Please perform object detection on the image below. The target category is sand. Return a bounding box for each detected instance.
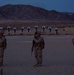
[0,35,74,75]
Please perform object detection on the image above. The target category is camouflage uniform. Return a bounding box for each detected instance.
[0,34,7,67]
[32,31,45,66]
[72,38,74,45]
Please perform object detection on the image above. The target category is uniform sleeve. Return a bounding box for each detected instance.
[2,36,7,50]
[31,39,35,52]
[72,38,74,45]
[41,37,45,49]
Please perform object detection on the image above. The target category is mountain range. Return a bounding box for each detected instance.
[0,4,74,21]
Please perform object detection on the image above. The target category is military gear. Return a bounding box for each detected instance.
[31,32,45,66]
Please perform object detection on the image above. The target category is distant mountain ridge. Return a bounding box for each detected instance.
[0,4,74,21]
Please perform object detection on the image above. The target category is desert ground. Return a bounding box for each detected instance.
[0,20,74,75]
[0,35,74,75]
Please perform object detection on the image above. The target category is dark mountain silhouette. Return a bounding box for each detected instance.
[0,4,74,21]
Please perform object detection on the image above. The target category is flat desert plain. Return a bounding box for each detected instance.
[1,35,74,75]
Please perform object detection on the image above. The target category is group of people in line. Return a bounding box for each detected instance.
[0,26,59,35]
[0,28,45,68]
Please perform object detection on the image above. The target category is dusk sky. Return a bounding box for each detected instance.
[0,0,74,12]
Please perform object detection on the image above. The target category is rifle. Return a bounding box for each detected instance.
[31,45,33,55]
[31,40,35,55]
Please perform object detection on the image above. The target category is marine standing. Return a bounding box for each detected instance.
[55,27,58,34]
[0,30,7,67]
[31,31,45,67]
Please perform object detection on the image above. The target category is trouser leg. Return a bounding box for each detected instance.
[0,49,4,67]
[35,50,42,65]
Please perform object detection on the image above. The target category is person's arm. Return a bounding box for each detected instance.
[41,37,45,49]
[72,38,74,45]
[4,38,7,49]
[2,36,7,50]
